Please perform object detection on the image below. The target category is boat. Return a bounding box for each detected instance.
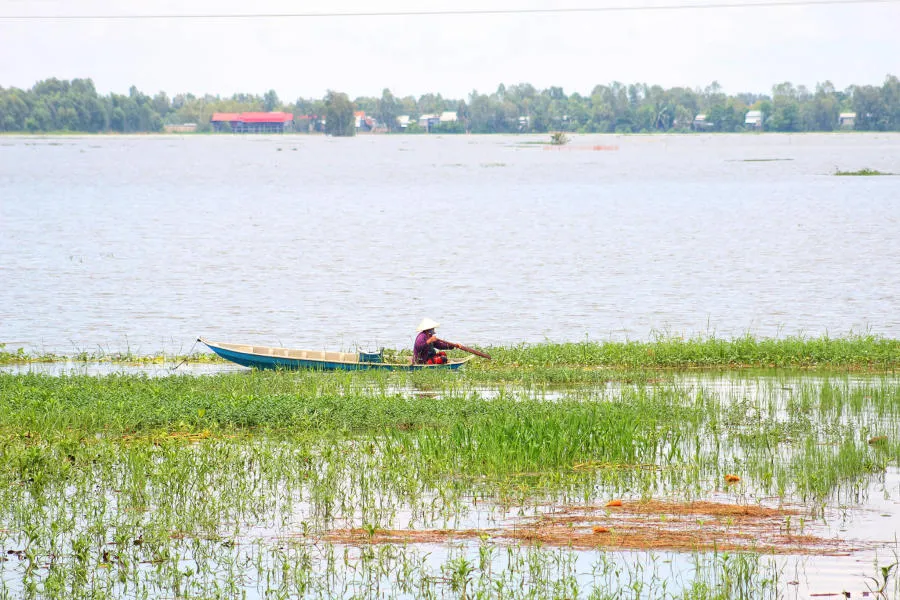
[198,337,472,371]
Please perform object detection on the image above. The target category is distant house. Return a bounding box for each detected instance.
[210,112,293,133]
[211,113,241,132]
[440,111,458,123]
[692,114,712,130]
[839,112,856,129]
[744,110,763,129]
[417,114,441,131]
[355,111,376,131]
[517,115,531,130]
[397,115,411,129]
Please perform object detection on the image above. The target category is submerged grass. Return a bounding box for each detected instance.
[2,371,898,496]
[1,370,899,598]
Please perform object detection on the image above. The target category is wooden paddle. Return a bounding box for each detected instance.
[452,342,491,360]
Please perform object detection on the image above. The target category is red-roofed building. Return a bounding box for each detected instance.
[210,112,294,133]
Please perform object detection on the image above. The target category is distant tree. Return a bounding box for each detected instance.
[376,88,400,131]
[152,91,171,120]
[467,91,490,132]
[263,90,280,112]
[547,86,565,101]
[353,95,377,115]
[455,99,469,133]
[761,83,797,131]
[417,93,448,116]
[399,95,417,118]
[529,93,551,132]
[756,100,773,131]
[852,85,889,130]
[565,92,589,131]
[803,81,839,131]
[323,90,355,136]
[706,97,747,132]
[702,81,726,111]
[0,89,29,131]
[882,74,900,130]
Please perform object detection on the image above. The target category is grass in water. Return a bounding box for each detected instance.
[738,158,793,162]
[834,168,894,176]
[1,367,899,597]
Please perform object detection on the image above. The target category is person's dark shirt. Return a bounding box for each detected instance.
[414,331,453,364]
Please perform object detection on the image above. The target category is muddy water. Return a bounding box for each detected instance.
[2,133,899,355]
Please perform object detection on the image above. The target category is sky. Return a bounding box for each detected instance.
[1,0,898,102]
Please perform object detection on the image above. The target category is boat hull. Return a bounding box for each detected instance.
[199,338,470,371]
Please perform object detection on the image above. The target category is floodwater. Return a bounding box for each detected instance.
[2,133,899,355]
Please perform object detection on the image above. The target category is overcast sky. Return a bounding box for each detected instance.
[1,0,898,101]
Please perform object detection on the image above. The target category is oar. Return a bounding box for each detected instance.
[452,342,491,360]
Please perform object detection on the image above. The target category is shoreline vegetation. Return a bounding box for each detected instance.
[2,75,899,135]
[3,334,899,371]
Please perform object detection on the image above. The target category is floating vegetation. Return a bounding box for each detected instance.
[834,168,894,176]
[738,158,794,162]
[326,500,853,554]
[550,131,570,145]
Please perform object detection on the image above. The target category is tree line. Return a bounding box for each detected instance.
[1,75,899,135]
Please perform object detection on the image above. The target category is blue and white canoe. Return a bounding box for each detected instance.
[198,338,471,371]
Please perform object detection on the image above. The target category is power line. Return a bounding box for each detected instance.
[0,0,897,21]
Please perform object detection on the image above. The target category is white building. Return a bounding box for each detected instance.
[692,114,712,130]
[839,112,856,128]
[744,110,763,129]
[418,114,439,128]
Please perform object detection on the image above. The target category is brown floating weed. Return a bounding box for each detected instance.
[324,500,861,554]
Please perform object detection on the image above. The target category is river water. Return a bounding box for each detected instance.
[1,133,898,355]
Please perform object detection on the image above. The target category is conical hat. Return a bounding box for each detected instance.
[416,317,440,333]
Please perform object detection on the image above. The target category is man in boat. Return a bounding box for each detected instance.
[413,318,459,365]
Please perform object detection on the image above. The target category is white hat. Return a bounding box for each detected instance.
[416,317,440,333]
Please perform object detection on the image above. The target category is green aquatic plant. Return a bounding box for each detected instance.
[834,168,894,176]
[864,558,898,598]
[549,131,570,145]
